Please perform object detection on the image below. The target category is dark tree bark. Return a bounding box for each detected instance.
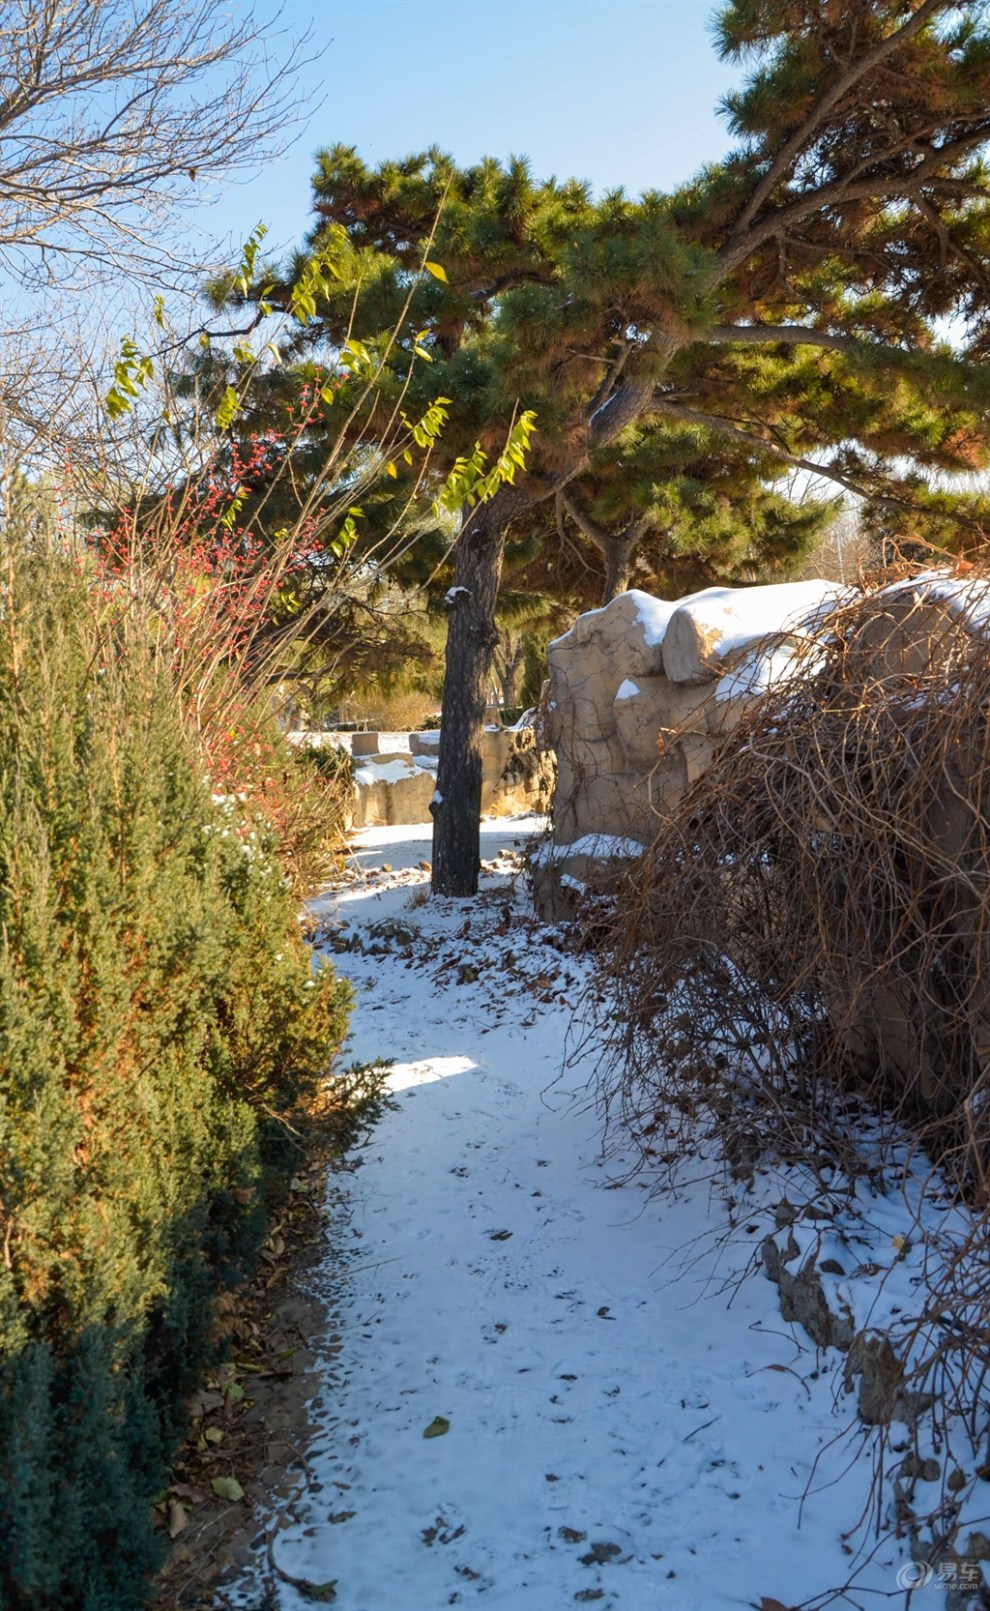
[431,506,509,896]
[431,386,655,897]
[601,537,635,604]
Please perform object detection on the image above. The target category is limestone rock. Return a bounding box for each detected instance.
[530,834,645,923]
[843,1330,934,1427]
[678,732,717,787]
[481,725,555,816]
[612,675,710,772]
[547,580,853,858]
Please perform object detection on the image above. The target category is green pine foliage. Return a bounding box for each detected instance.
[0,540,352,1610]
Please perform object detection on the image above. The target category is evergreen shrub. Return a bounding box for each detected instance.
[0,541,352,1610]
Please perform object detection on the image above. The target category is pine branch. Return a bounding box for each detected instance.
[650,395,988,532]
[722,122,990,276]
[727,0,946,242]
[708,324,863,354]
[560,489,654,555]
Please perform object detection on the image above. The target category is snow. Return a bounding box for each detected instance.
[614,678,640,701]
[287,730,348,750]
[227,821,985,1611]
[530,832,645,865]
[920,574,990,634]
[628,591,679,646]
[290,731,415,756]
[549,590,682,652]
[667,579,849,662]
[713,642,814,701]
[353,758,418,787]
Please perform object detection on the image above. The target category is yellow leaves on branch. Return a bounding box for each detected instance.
[434,410,538,515]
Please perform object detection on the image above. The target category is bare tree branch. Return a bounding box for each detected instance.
[0,0,319,290]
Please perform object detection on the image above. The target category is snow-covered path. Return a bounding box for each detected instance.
[236,820,916,1611]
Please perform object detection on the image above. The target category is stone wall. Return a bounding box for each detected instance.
[539,572,990,1113]
[292,724,553,830]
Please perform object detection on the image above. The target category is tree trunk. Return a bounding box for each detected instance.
[431,509,507,896]
[602,538,634,603]
[494,630,525,708]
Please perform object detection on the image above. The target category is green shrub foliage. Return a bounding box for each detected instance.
[0,543,352,1609]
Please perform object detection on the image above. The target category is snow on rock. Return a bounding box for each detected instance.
[529,832,646,920]
[352,729,552,828]
[353,758,414,788]
[546,592,707,848]
[544,579,862,859]
[713,640,816,703]
[224,823,945,1611]
[352,756,436,829]
[904,572,990,636]
[662,579,850,685]
[549,590,673,673]
[530,832,645,865]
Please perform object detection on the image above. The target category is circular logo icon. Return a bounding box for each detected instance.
[897,1560,934,1590]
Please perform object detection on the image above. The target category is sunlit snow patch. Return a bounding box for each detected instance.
[386,1055,478,1091]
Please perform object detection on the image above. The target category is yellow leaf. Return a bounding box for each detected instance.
[386,461,397,478]
[423,260,448,283]
[211,1475,244,1502]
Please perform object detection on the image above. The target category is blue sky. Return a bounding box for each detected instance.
[202,0,743,263]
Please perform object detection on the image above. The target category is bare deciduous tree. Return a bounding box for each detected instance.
[0,0,314,290]
[0,0,318,447]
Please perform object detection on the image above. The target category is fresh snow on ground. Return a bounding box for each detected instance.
[228,818,973,1611]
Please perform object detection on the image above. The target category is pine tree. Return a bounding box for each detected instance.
[552,417,836,604]
[238,1,990,894]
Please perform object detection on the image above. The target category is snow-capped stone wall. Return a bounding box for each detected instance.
[546,580,847,851]
[351,725,552,829]
[293,723,554,830]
